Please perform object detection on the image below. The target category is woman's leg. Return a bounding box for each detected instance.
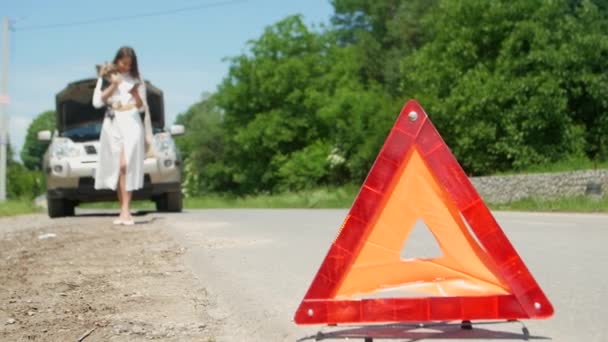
[114,145,124,220]
[119,146,132,220]
[116,176,123,208]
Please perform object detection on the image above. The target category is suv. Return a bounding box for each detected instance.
[38,78,185,218]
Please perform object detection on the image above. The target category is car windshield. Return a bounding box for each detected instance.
[61,120,164,142]
[61,120,103,142]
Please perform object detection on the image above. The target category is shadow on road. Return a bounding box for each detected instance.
[74,210,162,222]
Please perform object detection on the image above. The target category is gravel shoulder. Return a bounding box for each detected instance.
[0,212,219,342]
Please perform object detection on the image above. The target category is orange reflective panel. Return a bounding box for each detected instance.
[336,148,509,298]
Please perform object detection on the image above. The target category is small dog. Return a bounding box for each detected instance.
[96,62,120,83]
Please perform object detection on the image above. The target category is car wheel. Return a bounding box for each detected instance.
[47,198,75,218]
[64,201,75,216]
[155,192,182,213]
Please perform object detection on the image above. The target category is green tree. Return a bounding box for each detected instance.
[21,110,55,170]
[401,0,608,174]
[217,15,333,193]
[215,15,401,193]
[175,93,229,196]
[5,140,44,199]
[331,0,438,92]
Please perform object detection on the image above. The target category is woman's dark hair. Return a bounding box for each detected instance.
[113,46,140,79]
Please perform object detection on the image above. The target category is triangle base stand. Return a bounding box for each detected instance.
[297,320,536,342]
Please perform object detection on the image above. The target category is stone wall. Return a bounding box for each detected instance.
[470,169,608,204]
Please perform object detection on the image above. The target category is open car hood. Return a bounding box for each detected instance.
[55,78,165,133]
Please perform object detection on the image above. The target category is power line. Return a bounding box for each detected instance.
[15,0,251,31]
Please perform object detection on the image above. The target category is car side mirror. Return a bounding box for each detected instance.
[38,130,52,141]
[170,125,185,136]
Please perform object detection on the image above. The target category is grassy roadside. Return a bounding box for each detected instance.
[489,195,608,213]
[495,157,608,176]
[83,185,608,213]
[0,199,43,217]
[185,186,359,209]
[182,188,608,213]
[79,186,359,210]
[3,187,608,217]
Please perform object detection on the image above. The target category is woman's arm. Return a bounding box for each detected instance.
[130,76,147,112]
[92,75,119,108]
[92,77,105,108]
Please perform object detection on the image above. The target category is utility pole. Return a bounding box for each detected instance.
[0,17,9,201]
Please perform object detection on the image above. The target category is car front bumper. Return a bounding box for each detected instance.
[45,157,182,202]
[47,180,182,202]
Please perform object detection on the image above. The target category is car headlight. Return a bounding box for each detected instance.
[153,133,176,153]
[50,138,80,159]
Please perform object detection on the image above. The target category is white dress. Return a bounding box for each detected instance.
[92,73,147,192]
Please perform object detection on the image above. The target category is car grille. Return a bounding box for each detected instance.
[78,177,95,189]
[78,175,152,190]
[84,145,97,155]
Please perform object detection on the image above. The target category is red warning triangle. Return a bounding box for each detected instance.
[294,100,553,325]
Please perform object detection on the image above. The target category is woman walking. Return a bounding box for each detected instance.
[92,46,147,225]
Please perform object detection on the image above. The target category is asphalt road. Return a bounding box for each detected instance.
[162,209,608,342]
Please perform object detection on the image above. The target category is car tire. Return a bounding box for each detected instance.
[155,192,183,213]
[47,198,76,218]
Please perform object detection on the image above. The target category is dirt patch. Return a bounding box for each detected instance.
[0,213,218,341]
